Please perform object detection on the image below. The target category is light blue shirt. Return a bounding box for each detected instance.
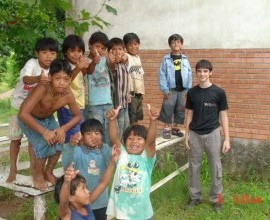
[106,145,156,219]
[86,57,112,105]
[62,143,111,210]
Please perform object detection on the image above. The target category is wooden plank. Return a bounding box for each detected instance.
[0,168,63,196]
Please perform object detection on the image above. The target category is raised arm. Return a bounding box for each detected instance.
[59,163,79,219]
[145,104,159,158]
[90,145,120,203]
[106,106,122,147]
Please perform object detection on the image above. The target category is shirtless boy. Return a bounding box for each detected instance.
[18,59,81,191]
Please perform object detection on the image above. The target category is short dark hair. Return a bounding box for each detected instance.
[88,31,109,47]
[49,59,72,76]
[107,37,125,51]
[122,124,147,145]
[123,33,140,46]
[54,174,86,204]
[62,35,85,55]
[195,59,213,72]
[35,37,59,52]
[80,118,103,136]
[168,34,184,45]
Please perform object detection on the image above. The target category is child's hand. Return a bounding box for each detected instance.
[106,105,122,120]
[77,56,90,70]
[43,130,57,146]
[147,104,159,121]
[93,49,101,64]
[111,144,121,162]
[120,53,128,63]
[108,50,116,64]
[163,92,171,100]
[126,94,131,103]
[54,127,66,144]
[64,162,80,183]
[70,132,82,146]
[39,70,48,84]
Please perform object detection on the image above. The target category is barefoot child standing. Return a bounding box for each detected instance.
[18,59,81,191]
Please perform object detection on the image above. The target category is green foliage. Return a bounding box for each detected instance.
[0,0,117,86]
[3,52,19,87]
[0,98,17,123]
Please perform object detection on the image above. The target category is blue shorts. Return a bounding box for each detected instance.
[57,107,84,143]
[18,115,63,159]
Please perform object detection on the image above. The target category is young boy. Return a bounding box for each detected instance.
[106,104,159,220]
[54,144,119,220]
[18,59,81,191]
[158,34,192,139]
[84,31,113,145]
[107,37,130,138]
[57,34,89,143]
[6,37,58,183]
[61,119,111,220]
[123,33,145,125]
[185,59,230,213]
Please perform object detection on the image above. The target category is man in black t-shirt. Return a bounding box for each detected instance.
[185,59,230,213]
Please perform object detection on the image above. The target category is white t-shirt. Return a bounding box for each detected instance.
[11,58,49,109]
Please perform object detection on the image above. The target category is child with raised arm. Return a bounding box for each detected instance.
[62,119,112,220]
[57,34,89,143]
[6,37,58,183]
[54,145,120,220]
[18,59,81,191]
[107,37,130,138]
[84,31,113,145]
[106,104,159,220]
[123,33,145,125]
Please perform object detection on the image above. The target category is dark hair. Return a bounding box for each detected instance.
[49,59,72,76]
[107,37,125,51]
[62,34,85,55]
[54,174,86,204]
[123,33,140,46]
[35,37,59,52]
[80,118,103,136]
[168,34,184,45]
[195,59,213,72]
[88,31,109,47]
[122,124,147,144]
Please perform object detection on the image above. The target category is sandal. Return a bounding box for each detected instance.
[162,128,171,139]
[172,128,184,137]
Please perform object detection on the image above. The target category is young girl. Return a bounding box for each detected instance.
[54,145,119,220]
[106,104,159,220]
[62,119,111,220]
[57,34,89,143]
[18,59,81,191]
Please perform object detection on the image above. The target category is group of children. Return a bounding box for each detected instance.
[5,30,230,218]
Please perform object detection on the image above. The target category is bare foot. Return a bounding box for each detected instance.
[44,172,57,185]
[33,174,48,191]
[6,170,17,183]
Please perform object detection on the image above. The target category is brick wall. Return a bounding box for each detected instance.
[139,49,270,141]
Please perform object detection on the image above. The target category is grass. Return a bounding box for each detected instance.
[0,152,270,220]
[0,98,17,123]
[0,82,10,94]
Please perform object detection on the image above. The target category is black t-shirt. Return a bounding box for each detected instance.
[185,84,228,134]
[171,54,184,91]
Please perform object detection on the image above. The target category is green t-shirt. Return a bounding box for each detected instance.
[106,145,156,219]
